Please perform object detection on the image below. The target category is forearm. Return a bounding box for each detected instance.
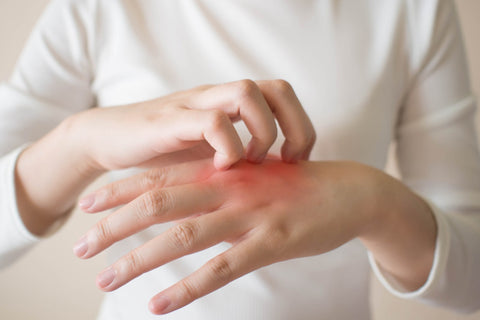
[359,171,437,291]
[15,114,103,236]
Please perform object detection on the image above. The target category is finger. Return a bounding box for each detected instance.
[256,80,316,162]
[95,209,247,292]
[190,80,278,163]
[79,159,215,213]
[170,107,245,170]
[299,141,315,161]
[74,181,222,259]
[148,235,269,315]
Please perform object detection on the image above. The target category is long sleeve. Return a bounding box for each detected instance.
[369,0,480,313]
[0,147,39,269]
[0,0,95,268]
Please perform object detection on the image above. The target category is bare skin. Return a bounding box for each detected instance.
[15,79,315,235]
[76,159,436,315]
[13,77,436,315]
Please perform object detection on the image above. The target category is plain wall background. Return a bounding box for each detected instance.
[0,1,479,319]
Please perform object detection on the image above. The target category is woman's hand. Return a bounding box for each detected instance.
[15,79,315,235]
[72,79,315,171]
[75,159,390,314]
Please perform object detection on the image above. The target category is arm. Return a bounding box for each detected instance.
[15,78,316,237]
[0,0,96,267]
[73,1,480,314]
[75,2,480,314]
[0,0,316,266]
[368,0,480,312]
[76,8,480,306]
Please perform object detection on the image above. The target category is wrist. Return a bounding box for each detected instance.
[15,113,104,236]
[357,168,437,290]
[58,111,106,176]
[355,168,392,240]
[338,163,388,241]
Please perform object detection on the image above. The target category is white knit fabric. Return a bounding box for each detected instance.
[0,0,479,318]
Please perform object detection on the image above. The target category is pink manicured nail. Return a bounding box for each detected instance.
[73,235,88,257]
[149,296,171,314]
[97,267,116,288]
[79,194,95,211]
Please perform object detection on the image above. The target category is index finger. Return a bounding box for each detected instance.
[79,159,215,213]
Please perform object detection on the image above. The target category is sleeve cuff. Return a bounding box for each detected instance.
[0,145,41,268]
[368,198,449,299]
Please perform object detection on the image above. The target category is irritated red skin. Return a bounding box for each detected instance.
[79,155,436,314]
[204,159,315,209]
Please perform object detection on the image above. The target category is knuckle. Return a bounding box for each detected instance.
[142,168,169,189]
[99,183,118,202]
[178,279,199,302]
[169,221,199,251]
[271,79,293,94]
[234,79,259,100]
[136,191,159,217]
[288,129,315,151]
[261,223,290,255]
[207,109,229,132]
[95,220,113,243]
[136,191,172,220]
[206,256,234,283]
[123,249,145,274]
[292,136,311,150]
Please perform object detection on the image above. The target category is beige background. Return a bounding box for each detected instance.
[0,0,479,319]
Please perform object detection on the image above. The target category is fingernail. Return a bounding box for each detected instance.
[73,235,88,257]
[79,194,95,211]
[149,296,171,314]
[97,267,116,288]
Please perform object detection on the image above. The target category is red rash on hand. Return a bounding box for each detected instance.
[205,160,313,207]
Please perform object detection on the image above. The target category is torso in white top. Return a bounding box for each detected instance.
[1,0,480,319]
[94,1,409,319]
